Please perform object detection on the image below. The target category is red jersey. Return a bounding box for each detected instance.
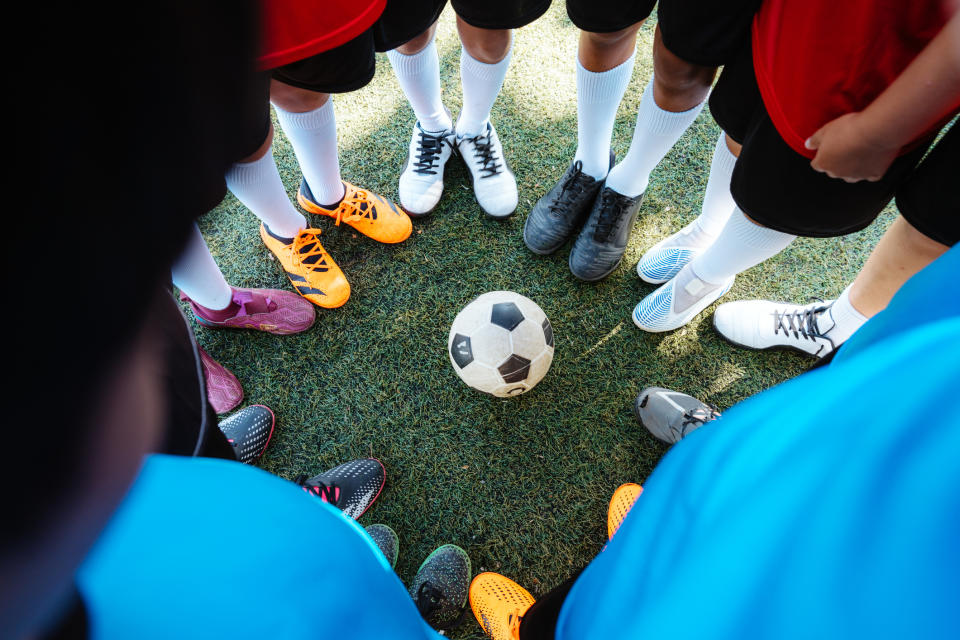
[752,0,958,158]
[259,0,386,70]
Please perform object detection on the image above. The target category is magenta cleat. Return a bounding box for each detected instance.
[198,346,243,414]
[182,287,315,335]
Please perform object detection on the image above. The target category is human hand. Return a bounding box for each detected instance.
[805,112,901,183]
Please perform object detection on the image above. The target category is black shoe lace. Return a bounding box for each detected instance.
[549,160,592,214]
[466,130,503,178]
[594,189,633,242]
[413,128,448,176]
[415,582,447,620]
[772,299,836,356]
[296,474,338,503]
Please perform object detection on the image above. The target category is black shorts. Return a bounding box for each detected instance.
[273,0,447,93]
[272,0,557,94]
[658,0,761,67]
[567,0,655,33]
[709,40,946,239]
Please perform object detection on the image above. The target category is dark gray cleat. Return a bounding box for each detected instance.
[365,524,399,569]
[409,544,472,631]
[568,186,643,281]
[524,156,612,255]
[634,386,720,444]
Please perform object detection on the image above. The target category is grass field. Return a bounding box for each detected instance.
[195,6,893,637]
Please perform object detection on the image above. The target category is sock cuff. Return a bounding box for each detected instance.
[460,42,513,81]
[274,100,335,131]
[638,77,706,136]
[387,41,436,75]
[576,53,636,105]
[710,132,738,175]
[728,208,796,249]
[227,148,276,186]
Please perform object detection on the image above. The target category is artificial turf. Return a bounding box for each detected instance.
[195,6,895,637]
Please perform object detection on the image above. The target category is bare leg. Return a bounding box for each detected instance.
[849,215,949,317]
[650,25,716,112]
[456,17,511,63]
[578,23,642,72]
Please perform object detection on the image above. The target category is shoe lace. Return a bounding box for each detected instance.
[678,403,721,438]
[291,230,330,273]
[466,130,503,179]
[415,582,447,620]
[330,188,383,226]
[413,128,449,176]
[549,160,591,214]
[772,299,836,355]
[296,474,338,503]
[593,189,632,242]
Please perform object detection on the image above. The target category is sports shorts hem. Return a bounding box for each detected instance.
[566,0,655,33]
[454,0,552,30]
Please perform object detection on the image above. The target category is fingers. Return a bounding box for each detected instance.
[805,127,825,151]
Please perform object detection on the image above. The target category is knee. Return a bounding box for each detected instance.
[581,25,640,50]
[462,29,512,63]
[269,80,329,113]
[653,44,714,94]
[395,24,436,56]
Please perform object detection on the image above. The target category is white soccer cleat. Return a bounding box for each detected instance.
[632,264,734,333]
[636,221,718,284]
[713,298,840,358]
[398,121,454,216]
[456,121,518,218]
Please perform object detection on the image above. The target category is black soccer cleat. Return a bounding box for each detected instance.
[218,404,275,464]
[409,544,472,631]
[568,185,643,282]
[365,523,400,569]
[524,154,613,255]
[297,458,386,519]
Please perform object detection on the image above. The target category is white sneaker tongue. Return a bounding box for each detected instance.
[816,305,837,336]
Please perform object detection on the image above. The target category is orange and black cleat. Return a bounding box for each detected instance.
[259,224,350,309]
[298,179,412,244]
[469,573,535,640]
[607,482,643,540]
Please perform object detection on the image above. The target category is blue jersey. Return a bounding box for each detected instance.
[78,458,440,639]
[557,246,960,639]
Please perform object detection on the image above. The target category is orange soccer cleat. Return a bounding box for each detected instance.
[469,572,535,640]
[607,482,643,540]
[259,224,350,309]
[297,179,412,244]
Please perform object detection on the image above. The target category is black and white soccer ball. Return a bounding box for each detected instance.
[448,291,555,397]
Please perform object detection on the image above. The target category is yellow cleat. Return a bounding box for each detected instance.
[607,482,643,540]
[258,224,350,309]
[298,179,412,244]
[469,572,535,640]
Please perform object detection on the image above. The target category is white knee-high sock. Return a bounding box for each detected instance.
[694,133,739,237]
[171,224,233,310]
[225,147,307,239]
[274,100,345,206]
[388,41,452,132]
[605,77,706,197]
[690,208,797,285]
[573,54,635,180]
[457,42,512,137]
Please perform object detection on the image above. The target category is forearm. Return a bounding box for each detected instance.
[860,12,960,149]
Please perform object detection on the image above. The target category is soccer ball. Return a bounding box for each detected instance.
[448,291,555,397]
